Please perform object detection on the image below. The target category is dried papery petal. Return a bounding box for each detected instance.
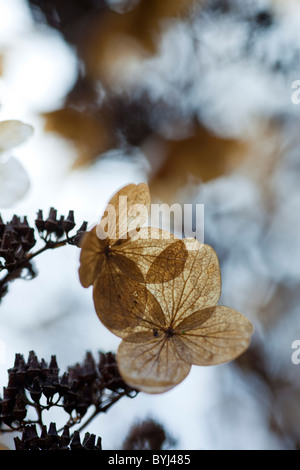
[119,289,167,339]
[93,269,148,334]
[145,240,188,284]
[117,336,191,394]
[96,183,151,242]
[79,227,107,287]
[115,227,188,284]
[79,184,189,326]
[116,238,253,393]
[111,252,145,283]
[174,306,254,366]
[0,120,33,152]
[147,238,221,325]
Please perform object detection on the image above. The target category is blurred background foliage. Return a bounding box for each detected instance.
[1,0,300,450]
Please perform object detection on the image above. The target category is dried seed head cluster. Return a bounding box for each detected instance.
[0,351,137,436]
[0,214,36,273]
[0,209,87,301]
[79,183,253,393]
[34,208,88,246]
[36,208,72,238]
[14,423,102,451]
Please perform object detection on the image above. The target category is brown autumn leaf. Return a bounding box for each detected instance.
[117,238,253,393]
[79,182,188,332]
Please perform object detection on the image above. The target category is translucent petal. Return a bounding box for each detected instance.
[122,287,167,336]
[117,336,191,393]
[0,156,30,208]
[0,120,33,152]
[114,227,188,283]
[96,182,150,242]
[79,227,107,287]
[174,306,253,366]
[92,266,148,336]
[147,238,221,325]
[111,252,145,283]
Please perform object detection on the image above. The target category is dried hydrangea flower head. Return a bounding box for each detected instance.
[0,120,34,208]
[79,183,188,332]
[117,238,253,393]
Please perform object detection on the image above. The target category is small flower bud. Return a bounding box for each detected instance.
[21,228,36,252]
[62,210,75,234]
[35,210,45,232]
[18,216,30,235]
[70,431,82,450]
[55,215,65,239]
[30,377,42,404]
[44,208,58,233]
[82,433,96,450]
[72,221,88,246]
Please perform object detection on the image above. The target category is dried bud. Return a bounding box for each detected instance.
[70,431,82,450]
[23,424,39,450]
[56,372,69,396]
[60,426,71,448]
[72,221,88,246]
[27,351,41,379]
[13,394,27,422]
[21,228,36,252]
[46,422,59,447]
[18,217,30,236]
[62,210,76,234]
[35,210,45,232]
[82,433,96,450]
[30,377,42,404]
[55,215,65,239]
[15,356,27,385]
[42,375,57,400]
[14,436,25,450]
[44,208,58,233]
[49,355,59,376]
